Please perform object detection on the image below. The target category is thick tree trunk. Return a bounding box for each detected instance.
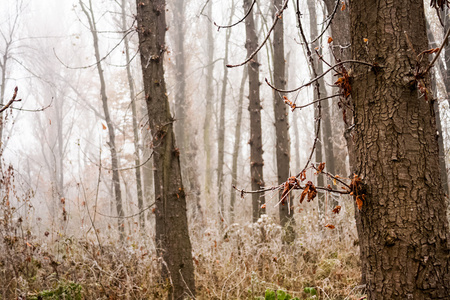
[135,0,195,298]
[230,67,248,223]
[244,0,265,222]
[272,0,294,240]
[80,0,125,240]
[350,0,450,297]
[120,0,144,229]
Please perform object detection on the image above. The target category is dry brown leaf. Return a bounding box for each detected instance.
[332,205,342,214]
[325,224,335,229]
[327,36,333,44]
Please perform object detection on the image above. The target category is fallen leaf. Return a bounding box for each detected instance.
[325,224,335,229]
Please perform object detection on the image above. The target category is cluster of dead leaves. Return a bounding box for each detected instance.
[300,181,318,204]
[349,174,365,210]
[334,68,351,98]
[280,176,300,205]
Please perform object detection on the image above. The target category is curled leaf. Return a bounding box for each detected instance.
[332,205,342,214]
[325,224,335,229]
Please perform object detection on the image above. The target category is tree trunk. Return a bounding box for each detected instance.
[350,0,450,297]
[135,0,195,298]
[203,0,214,208]
[307,0,327,214]
[80,0,125,241]
[244,0,265,222]
[120,0,145,229]
[230,67,248,223]
[172,0,202,221]
[272,0,294,241]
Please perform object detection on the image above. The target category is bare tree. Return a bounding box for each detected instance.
[79,0,125,240]
[244,0,265,222]
[135,0,195,297]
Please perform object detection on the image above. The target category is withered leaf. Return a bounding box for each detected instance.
[332,205,342,214]
[356,196,363,210]
[327,36,333,44]
[325,224,335,229]
[316,162,326,174]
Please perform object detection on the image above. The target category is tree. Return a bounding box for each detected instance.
[135,0,195,298]
[119,0,145,229]
[272,0,294,239]
[350,0,450,297]
[79,0,125,240]
[244,0,265,222]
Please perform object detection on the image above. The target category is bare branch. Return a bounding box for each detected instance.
[214,0,257,30]
[226,0,288,68]
[265,60,378,93]
[0,87,21,113]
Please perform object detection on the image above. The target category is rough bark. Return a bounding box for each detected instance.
[272,0,294,240]
[244,0,265,222]
[350,0,450,297]
[135,0,195,298]
[230,67,248,223]
[120,0,144,229]
[79,0,125,240]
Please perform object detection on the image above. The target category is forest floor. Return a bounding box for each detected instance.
[0,195,365,299]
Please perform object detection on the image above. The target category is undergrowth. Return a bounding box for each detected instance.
[0,165,364,299]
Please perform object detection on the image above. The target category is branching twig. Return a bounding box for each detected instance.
[214,0,257,30]
[226,0,288,68]
[265,60,377,94]
[0,87,21,113]
[423,26,450,75]
[310,0,340,45]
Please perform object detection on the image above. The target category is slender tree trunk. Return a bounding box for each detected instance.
[136,0,195,298]
[80,0,125,240]
[230,67,248,223]
[172,0,202,221]
[244,0,265,222]
[217,4,234,220]
[120,0,145,229]
[272,0,294,241]
[307,0,327,214]
[204,0,214,206]
[350,0,450,297]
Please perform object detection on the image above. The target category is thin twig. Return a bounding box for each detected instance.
[265,60,377,93]
[292,94,343,110]
[0,87,21,113]
[214,0,257,30]
[310,0,340,45]
[424,26,450,74]
[227,0,288,68]
[96,202,155,219]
